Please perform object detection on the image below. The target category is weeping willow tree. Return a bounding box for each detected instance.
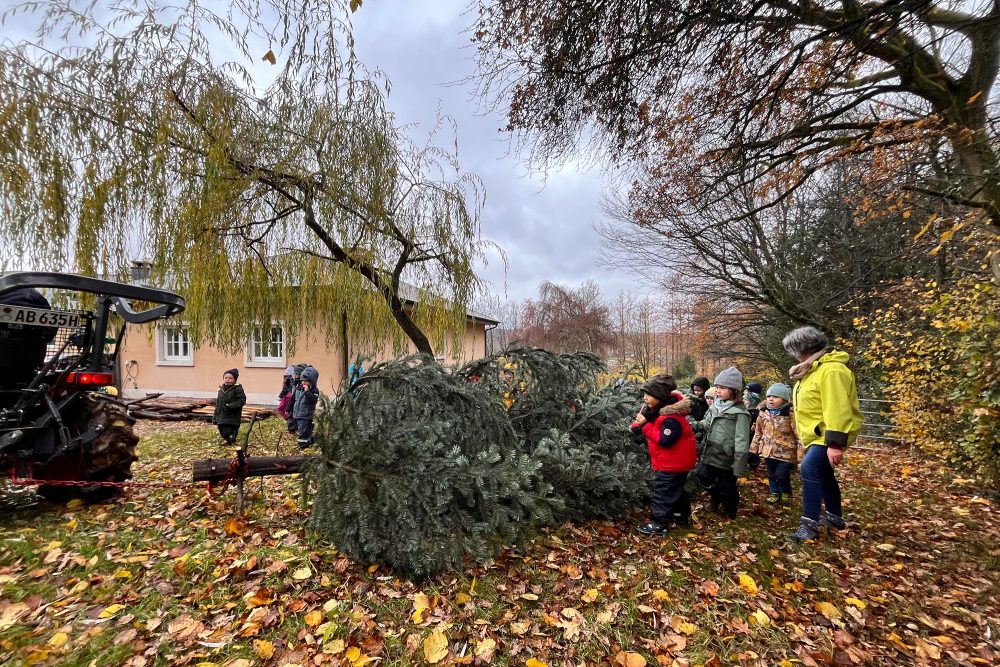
[0,0,486,355]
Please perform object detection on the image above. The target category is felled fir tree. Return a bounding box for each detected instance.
[459,349,652,522]
[307,354,555,578]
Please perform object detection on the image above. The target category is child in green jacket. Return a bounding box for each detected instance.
[690,367,752,519]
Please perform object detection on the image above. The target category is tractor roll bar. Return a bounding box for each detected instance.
[0,272,185,324]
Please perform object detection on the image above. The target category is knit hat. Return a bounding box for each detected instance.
[713,366,743,391]
[691,376,710,392]
[747,382,763,395]
[284,364,295,376]
[705,387,717,398]
[641,374,677,402]
[766,383,792,402]
[224,368,239,380]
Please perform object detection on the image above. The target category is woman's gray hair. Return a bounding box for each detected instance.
[782,326,828,357]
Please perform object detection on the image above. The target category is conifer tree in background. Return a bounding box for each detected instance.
[459,349,652,522]
[307,355,556,578]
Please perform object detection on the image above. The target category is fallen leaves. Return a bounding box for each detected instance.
[738,572,759,596]
[1,424,997,667]
[423,629,449,664]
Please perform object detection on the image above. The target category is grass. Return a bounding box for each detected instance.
[1,420,998,666]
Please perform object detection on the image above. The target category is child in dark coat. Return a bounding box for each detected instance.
[214,368,247,445]
[287,365,320,448]
[632,374,698,535]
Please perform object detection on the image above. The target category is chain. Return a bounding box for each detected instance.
[205,453,248,496]
[7,451,245,493]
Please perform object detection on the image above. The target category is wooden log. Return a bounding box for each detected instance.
[192,455,318,483]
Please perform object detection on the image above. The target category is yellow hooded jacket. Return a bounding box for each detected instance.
[792,350,862,449]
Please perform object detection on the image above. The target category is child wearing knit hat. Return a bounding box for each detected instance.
[631,374,698,535]
[213,368,247,445]
[749,383,799,505]
[689,367,752,519]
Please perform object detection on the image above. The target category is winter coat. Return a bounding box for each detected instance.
[214,383,247,425]
[289,366,320,421]
[792,350,862,450]
[687,393,709,422]
[690,399,752,474]
[750,404,799,463]
[630,392,697,473]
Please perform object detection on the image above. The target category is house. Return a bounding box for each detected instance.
[118,270,499,404]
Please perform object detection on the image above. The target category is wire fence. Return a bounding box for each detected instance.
[856,397,904,451]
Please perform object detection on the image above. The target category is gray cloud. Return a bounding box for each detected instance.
[352,1,633,304]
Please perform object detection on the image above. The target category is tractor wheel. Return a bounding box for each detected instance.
[37,393,139,502]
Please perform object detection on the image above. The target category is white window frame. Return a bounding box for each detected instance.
[246,322,286,368]
[156,324,194,366]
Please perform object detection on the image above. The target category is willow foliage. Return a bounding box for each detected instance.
[0,0,486,355]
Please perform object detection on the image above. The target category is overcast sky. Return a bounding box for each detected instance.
[351,1,634,304]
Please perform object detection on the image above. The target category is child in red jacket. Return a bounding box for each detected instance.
[632,374,698,535]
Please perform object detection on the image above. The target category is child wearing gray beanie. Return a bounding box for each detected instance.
[688,367,752,519]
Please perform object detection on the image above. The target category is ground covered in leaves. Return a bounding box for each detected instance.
[1,420,998,667]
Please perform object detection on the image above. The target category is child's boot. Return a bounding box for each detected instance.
[636,522,671,536]
[819,510,846,530]
[789,516,820,543]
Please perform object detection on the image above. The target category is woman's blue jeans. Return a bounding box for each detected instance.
[800,445,842,520]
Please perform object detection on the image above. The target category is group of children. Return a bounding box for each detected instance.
[211,363,320,449]
[631,368,798,536]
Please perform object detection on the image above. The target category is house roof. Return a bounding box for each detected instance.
[125,260,500,326]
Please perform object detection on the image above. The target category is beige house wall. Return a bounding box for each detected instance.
[119,320,489,405]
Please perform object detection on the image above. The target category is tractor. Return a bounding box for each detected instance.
[0,272,184,500]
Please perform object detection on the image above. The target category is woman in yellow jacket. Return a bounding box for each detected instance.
[782,326,862,542]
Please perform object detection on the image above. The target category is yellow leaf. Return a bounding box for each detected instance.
[525,659,547,667]
[345,646,362,662]
[844,597,867,609]
[815,601,842,620]
[738,573,759,596]
[305,610,323,627]
[615,651,647,667]
[65,519,78,530]
[474,637,496,662]
[292,567,312,580]
[223,517,244,536]
[651,589,669,602]
[520,593,539,601]
[254,639,275,659]
[424,630,449,664]
[325,639,346,655]
[751,610,769,626]
[99,604,125,619]
[48,632,69,647]
[113,569,132,579]
[412,592,431,623]
[66,499,83,509]
[261,49,277,65]
[455,593,472,604]
[779,661,794,667]
[581,589,599,603]
[677,621,697,635]
[469,576,477,595]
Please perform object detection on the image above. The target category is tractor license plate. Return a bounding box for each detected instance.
[0,305,82,329]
